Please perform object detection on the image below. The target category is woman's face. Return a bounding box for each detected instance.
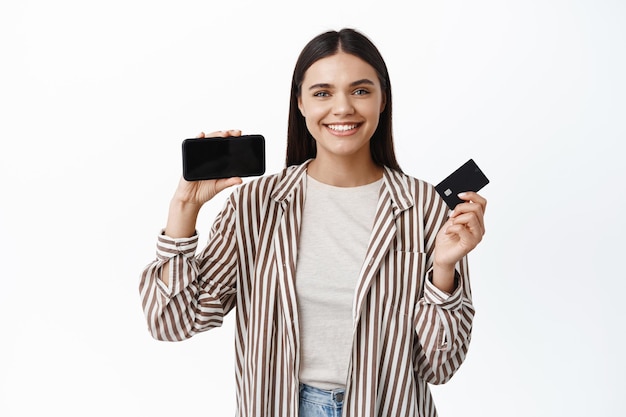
[298,51,386,163]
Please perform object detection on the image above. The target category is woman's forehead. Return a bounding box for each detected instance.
[302,52,379,86]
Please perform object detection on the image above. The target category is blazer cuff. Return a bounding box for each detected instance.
[423,269,464,311]
[155,230,199,261]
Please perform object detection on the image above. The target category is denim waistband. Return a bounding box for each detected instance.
[299,383,346,405]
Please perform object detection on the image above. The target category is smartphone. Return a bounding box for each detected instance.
[182,134,266,181]
[435,159,490,209]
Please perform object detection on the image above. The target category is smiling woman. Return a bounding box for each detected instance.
[139,27,487,417]
[297,52,387,185]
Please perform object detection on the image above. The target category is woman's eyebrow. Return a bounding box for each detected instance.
[307,78,376,90]
[350,78,376,87]
[308,83,332,90]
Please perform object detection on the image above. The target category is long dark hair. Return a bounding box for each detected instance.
[285,28,402,172]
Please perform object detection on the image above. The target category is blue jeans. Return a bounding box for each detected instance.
[299,383,345,417]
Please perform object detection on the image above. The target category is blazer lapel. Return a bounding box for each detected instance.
[352,167,414,327]
[270,162,310,360]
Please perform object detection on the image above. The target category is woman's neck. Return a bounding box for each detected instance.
[307,155,383,187]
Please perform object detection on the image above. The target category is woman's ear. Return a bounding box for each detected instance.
[380,93,387,113]
[298,97,305,117]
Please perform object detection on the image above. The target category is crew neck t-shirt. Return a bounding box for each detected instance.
[295,175,381,389]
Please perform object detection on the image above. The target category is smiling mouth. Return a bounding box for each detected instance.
[326,123,359,132]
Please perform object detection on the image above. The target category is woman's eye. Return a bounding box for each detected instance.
[313,91,330,97]
[353,88,369,96]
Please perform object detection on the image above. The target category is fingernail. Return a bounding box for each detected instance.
[458,192,467,198]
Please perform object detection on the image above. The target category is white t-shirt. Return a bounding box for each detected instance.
[296,175,381,389]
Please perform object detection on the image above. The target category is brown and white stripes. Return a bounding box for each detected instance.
[139,160,475,417]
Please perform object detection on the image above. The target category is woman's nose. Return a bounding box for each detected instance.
[332,94,355,115]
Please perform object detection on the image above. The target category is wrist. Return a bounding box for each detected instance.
[169,196,203,213]
[165,198,202,238]
[432,261,457,293]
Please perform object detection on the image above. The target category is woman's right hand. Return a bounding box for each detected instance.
[172,130,244,207]
[164,130,243,239]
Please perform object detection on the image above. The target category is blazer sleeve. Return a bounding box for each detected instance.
[413,186,475,384]
[138,194,240,341]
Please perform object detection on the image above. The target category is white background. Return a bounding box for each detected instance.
[1,0,624,415]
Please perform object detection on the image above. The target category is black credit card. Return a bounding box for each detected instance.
[435,159,489,209]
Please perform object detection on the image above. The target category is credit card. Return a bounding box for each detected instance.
[435,159,490,209]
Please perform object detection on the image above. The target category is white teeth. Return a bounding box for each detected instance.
[328,124,357,132]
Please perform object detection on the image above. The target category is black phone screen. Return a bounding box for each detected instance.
[182,135,266,181]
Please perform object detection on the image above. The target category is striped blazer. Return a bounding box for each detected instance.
[139,160,475,417]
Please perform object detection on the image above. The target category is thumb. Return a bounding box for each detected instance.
[215,177,243,193]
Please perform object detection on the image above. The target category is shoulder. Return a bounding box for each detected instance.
[383,167,449,226]
[384,168,440,203]
[402,171,434,190]
[230,163,306,204]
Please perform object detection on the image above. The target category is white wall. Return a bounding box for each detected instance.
[1,0,624,415]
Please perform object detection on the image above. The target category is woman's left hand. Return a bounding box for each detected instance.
[434,191,487,269]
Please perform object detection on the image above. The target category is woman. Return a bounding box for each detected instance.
[139,28,486,417]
